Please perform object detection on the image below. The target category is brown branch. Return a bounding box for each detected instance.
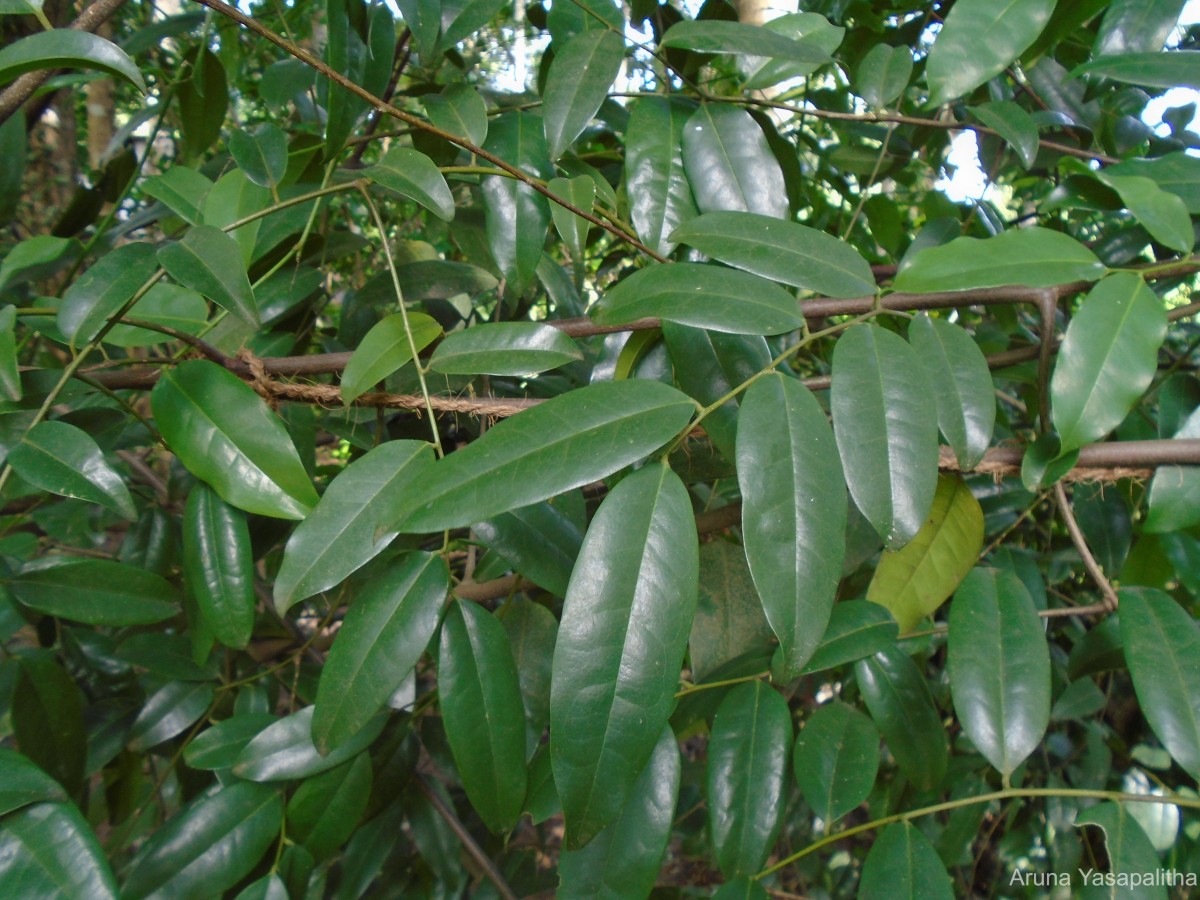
[414,776,518,900]
[1053,481,1119,612]
[0,0,130,127]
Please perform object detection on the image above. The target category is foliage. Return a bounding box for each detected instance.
[1,0,1200,896]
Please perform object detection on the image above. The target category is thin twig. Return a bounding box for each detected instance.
[414,776,518,900]
[1053,481,1120,612]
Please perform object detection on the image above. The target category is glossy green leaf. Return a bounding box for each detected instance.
[430,322,582,375]
[0,29,146,93]
[364,148,455,221]
[855,43,913,108]
[8,420,136,519]
[157,225,258,326]
[856,647,948,791]
[741,12,843,91]
[229,124,288,189]
[233,706,386,781]
[482,112,552,295]
[323,0,369,157]
[625,97,698,257]
[286,754,372,861]
[57,241,158,345]
[183,483,254,650]
[1119,588,1200,780]
[152,360,318,519]
[1051,273,1166,453]
[122,782,282,900]
[0,801,118,899]
[1096,171,1195,253]
[670,212,875,298]
[340,312,442,404]
[1106,152,1200,213]
[7,558,176,625]
[0,749,67,816]
[661,21,831,67]
[0,305,19,401]
[500,598,559,758]
[682,105,787,220]
[948,567,1051,778]
[831,325,939,550]
[866,475,984,633]
[424,83,488,145]
[107,284,209,347]
[548,175,595,262]
[547,0,622,44]
[0,234,74,290]
[908,315,996,468]
[793,701,879,823]
[551,465,699,849]
[142,166,213,225]
[1145,405,1200,533]
[800,600,899,675]
[439,600,528,833]
[183,714,277,771]
[712,879,769,900]
[1074,802,1167,897]
[689,540,774,683]
[738,374,846,679]
[926,0,1056,105]
[391,380,695,533]
[1072,51,1200,89]
[596,263,802,335]
[313,553,447,754]
[971,100,1038,169]
[201,170,266,268]
[557,724,680,897]
[893,227,1105,293]
[543,30,625,160]
[128,681,214,751]
[859,822,954,899]
[707,681,792,877]
[234,874,288,900]
[275,441,436,611]
[1020,431,1079,492]
[477,501,583,597]
[11,653,85,794]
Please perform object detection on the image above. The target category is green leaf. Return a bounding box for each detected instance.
[738,374,846,679]
[107,284,209,347]
[793,702,879,824]
[1119,588,1200,781]
[128,681,214,751]
[970,100,1039,169]
[893,227,1105,293]
[707,681,792,878]
[439,600,528,833]
[229,124,288,189]
[340,312,442,404]
[1106,152,1200,213]
[550,465,699,849]
[0,749,67,816]
[313,553,447,754]
[557,724,680,898]
[1072,51,1200,89]
[543,30,625,160]
[430,322,582,375]
[1145,406,1200,533]
[0,29,146,93]
[286,754,372,861]
[548,175,595,263]
[275,441,436,611]
[234,874,288,900]
[0,234,74,290]
[596,263,802,335]
[741,12,843,91]
[364,148,455,221]
[866,475,984,633]
[855,43,913,108]
[157,225,259,327]
[1074,802,1168,899]
[1020,431,1079,492]
[183,483,254,650]
[0,305,19,401]
[201,170,267,268]
[1095,0,1186,57]
[141,166,213,225]
[859,822,954,899]
[7,558,176,625]
[800,601,899,676]
[184,714,277,771]
[1095,171,1195,253]
[831,325,939,550]
[500,597,559,758]
[57,242,158,345]
[908,315,996,468]
[670,212,876,298]
[424,83,488,145]
[625,97,698,257]
[856,647,948,791]
[712,879,769,900]
[482,112,552,295]
[0,801,118,899]
[547,0,622,44]
[233,706,386,781]
[948,567,1051,779]
[323,0,369,157]
[926,0,1056,106]
[122,783,282,900]
[152,360,318,519]
[661,20,831,67]
[1051,272,1166,453]
[391,380,695,533]
[10,653,85,794]
[8,420,136,519]
[477,501,583,597]
[682,105,787,220]
[688,540,775,683]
